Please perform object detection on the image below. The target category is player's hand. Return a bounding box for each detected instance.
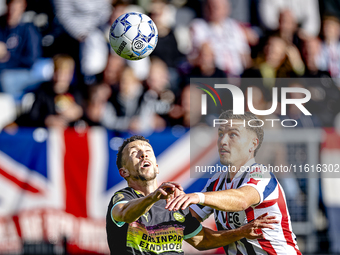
[61,103,83,122]
[165,193,199,211]
[166,186,185,204]
[151,182,183,202]
[239,213,279,239]
[45,115,68,129]
[286,45,304,66]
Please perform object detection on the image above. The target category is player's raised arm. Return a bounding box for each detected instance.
[166,185,260,212]
[185,213,279,250]
[112,182,182,223]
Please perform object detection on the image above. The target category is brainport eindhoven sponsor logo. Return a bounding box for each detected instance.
[198,83,311,128]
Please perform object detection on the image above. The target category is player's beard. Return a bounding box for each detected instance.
[139,173,156,182]
[133,168,157,182]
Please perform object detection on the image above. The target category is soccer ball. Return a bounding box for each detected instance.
[109,12,158,60]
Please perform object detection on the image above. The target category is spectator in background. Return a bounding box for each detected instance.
[179,42,228,110]
[259,0,320,38]
[82,82,111,127]
[0,0,45,97]
[105,66,160,133]
[103,53,125,87]
[190,0,251,76]
[317,15,340,88]
[144,57,174,127]
[149,0,183,93]
[227,0,259,48]
[23,54,83,128]
[168,85,202,127]
[180,42,234,122]
[275,9,299,46]
[149,0,183,69]
[168,85,191,127]
[243,36,304,89]
[301,38,340,127]
[53,0,111,83]
[108,66,143,132]
[188,42,226,79]
[302,37,330,78]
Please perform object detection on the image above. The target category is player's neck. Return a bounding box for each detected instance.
[128,179,158,196]
[228,170,237,180]
[226,161,243,180]
[228,157,255,180]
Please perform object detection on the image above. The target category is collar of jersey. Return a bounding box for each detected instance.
[228,158,256,179]
[132,189,143,196]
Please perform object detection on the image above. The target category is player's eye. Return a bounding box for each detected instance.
[218,132,223,137]
[229,133,237,138]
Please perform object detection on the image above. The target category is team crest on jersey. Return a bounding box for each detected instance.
[112,193,124,205]
[173,212,185,222]
[249,165,263,178]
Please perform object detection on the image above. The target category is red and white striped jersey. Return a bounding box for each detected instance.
[191,158,301,255]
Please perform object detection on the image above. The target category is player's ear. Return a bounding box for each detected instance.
[250,137,259,153]
[155,164,159,174]
[119,168,130,178]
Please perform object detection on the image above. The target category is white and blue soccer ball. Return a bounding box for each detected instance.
[109,12,158,60]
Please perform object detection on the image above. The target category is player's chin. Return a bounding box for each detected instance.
[219,153,230,159]
[139,171,157,181]
[220,158,232,166]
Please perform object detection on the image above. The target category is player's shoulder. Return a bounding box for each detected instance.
[110,187,136,204]
[113,186,133,195]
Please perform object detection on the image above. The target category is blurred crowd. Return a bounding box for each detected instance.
[0,0,340,253]
[0,0,340,133]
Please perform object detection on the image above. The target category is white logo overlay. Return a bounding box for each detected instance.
[197,82,312,128]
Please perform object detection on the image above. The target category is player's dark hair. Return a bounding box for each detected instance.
[116,135,150,169]
[219,110,264,156]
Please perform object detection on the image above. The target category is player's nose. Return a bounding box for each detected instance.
[139,150,148,159]
[219,134,229,146]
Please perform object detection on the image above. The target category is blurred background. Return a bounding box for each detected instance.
[0,0,340,254]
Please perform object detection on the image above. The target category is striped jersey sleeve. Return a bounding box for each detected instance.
[239,165,278,204]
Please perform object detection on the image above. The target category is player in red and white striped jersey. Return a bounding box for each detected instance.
[166,111,301,255]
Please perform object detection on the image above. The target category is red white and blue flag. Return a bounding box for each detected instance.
[0,127,219,254]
